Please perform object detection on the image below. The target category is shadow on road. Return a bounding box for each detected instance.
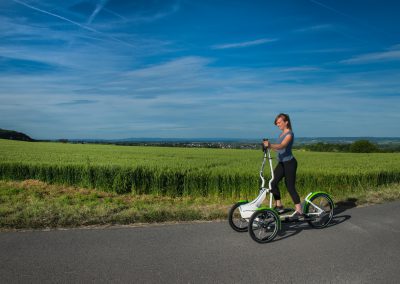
[270,200,355,243]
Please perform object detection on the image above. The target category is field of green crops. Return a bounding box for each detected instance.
[1,139,399,199]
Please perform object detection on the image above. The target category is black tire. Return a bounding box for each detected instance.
[248,209,280,243]
[228,202,249,232]
[304,193,334,228]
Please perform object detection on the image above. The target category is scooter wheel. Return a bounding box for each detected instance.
[304,193,334,229]
[249,209,280,243]
[228,202,249,232]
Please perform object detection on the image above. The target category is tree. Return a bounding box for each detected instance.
[350,140,379,153]
[0,128,33,141]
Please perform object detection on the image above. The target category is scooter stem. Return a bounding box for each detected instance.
[260,147,274,190]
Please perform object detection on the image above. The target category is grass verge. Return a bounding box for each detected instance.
[0,180,234,230]
[1,179,399,230]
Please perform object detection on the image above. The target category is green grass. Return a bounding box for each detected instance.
[1,179,399,229]
[0,180,232,229]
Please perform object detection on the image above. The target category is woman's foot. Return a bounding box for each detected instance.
[294,203,302,214]
[291,210,305,220]
[274,205,285,213]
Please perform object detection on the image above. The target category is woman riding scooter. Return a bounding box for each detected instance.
[263,113,303,218]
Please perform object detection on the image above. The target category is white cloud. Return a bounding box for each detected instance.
[125,56,213,78]
[12,0,98,33]
[212,38,277,49]
[129,3,180,23]
[87,0,109,25]
[341,49,400,64]
[388,43,400,50]
[11,0,135,48]
[2,59,399,138]
[277,66,320,72]
[294,24,334,33]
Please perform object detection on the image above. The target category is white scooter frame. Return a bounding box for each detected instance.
[238,146,275,220]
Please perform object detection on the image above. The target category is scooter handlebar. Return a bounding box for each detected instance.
[261,138,268,152]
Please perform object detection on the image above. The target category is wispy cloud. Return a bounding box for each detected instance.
[0,55,62,74]
[12,0,98,33]
[103,8,128,22]
[298,48,352,54]
[277,66,320,72]
[387,43,400,50]
[2,53,399,138]
[294,24,334,33]
[11,0,135,48]
[341,49,400,64]
[125,56,213,78]
[87,0,109,25]
[3,1,399,138]
[133,3,180,23]
[308,0,393,39]
[56,100,98,106]
[212,38,277,49]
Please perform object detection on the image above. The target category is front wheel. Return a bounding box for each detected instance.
[248,209,280,243]
[228,202,248,232]
[304,193,334,228]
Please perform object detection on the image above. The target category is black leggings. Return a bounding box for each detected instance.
[271,158,300,204]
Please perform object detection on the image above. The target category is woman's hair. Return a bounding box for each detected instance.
[274,113,292,130]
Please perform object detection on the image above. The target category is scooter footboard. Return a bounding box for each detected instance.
[238,189,268,219]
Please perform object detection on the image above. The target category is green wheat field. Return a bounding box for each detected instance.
[1,139,399,199]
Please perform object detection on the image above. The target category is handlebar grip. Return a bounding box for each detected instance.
[261,138,268,152]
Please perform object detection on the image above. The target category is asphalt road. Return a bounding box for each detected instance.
[1,201,399,283]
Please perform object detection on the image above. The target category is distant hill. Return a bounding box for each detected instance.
[68,136,400,145]
[0,129,34,141]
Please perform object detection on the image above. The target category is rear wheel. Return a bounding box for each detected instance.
[228,202,248,232]
[304,193,334,228]
[248,209,280,243]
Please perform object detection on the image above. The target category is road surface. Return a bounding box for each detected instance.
[1,201,399,283]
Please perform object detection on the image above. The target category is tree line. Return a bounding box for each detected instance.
[1,128,399,153]
[296,140,400,153]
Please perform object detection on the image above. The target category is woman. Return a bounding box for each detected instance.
[263,113,302,217]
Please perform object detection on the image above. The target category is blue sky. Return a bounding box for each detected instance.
[1,0,399,139]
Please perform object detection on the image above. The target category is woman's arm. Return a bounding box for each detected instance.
[264,134,292,151]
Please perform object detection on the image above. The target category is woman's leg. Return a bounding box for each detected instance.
[283,158,301,207]
[271,162,284,204]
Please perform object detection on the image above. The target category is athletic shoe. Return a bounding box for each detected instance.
[290,211,305,220]
[273,205,285,213]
